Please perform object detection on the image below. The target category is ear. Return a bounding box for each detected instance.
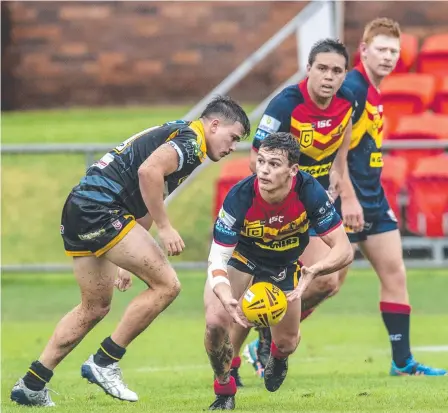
[359,42,368,60]
[210,118,220,133]
[306,64,311,75]
[290,164,299,177]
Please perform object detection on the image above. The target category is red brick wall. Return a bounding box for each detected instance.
[2,1,448,110]
[2,1,305,109]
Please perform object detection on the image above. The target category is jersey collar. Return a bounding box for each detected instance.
[254,176,297,209]
[188,120,207,162]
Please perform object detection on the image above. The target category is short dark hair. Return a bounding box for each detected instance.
[259,132,300,166]
[308,38,349,69]
[200,95,251,139]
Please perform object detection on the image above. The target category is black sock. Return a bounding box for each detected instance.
[380,301,412,367]
[23,361,53,391]
[93,337,126,367]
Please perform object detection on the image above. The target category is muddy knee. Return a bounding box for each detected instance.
[205,322,230,348]
[81,302,111,324]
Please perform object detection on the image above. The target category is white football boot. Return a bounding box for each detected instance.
[10,378,56,407]
[81,355,138,402]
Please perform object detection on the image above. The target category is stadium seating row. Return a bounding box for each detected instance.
[215,154,448,238]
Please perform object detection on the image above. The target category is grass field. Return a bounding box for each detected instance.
[2,269,448,412]
[1,107,251,264]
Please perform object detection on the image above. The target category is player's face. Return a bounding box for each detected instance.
[361,35,400,78]
[207,120,244,162]
[307,52,347,100]
[256,148,298,192]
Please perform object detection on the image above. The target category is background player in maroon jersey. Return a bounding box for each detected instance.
[301,18,446,376]
[205,132,353,409]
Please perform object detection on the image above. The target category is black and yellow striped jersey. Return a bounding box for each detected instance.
[71,120,207,218]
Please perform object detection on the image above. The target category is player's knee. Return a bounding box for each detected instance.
[82,302,111,323]
[274,334,300,356]
[205,322,229,348]
[380,264,407,295]
[316,274,340,297]
[163,277,181,302]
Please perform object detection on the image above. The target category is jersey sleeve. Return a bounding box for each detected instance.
[213,178,254,246]
[252,87,299,151]
[343,74,367,126]
[300,174,342,235]
[167,132,204,175]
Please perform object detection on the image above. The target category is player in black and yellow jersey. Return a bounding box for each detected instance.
[228,39,362,384]
[10,96,251,407]
[293,19,446,376]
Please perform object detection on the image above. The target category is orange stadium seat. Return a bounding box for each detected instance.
[433,76,448,114]
[380,74,437,123]
[381,155,408,224]
[352,33,418,73]
[407,154,448,236]
[417,33,448,77]
[387,113,448,171]
[382,115,398,140]
[214,158,251,218]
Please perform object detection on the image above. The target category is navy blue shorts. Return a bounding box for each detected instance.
[228,249,301,292]
[309,197,398,243]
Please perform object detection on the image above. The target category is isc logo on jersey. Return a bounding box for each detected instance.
[313,119,332,129]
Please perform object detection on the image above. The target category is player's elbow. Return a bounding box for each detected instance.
[138,163,160,184]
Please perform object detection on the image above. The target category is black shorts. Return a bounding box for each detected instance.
[60,193,136,257]
[228,249,301,292]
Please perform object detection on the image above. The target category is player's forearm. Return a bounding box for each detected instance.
[339,168,357,200]
[313,237,353,276]
[138,168,171,229]
[213,282,233,303]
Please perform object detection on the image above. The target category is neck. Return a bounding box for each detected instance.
[307,81,332,110]
[259,177,294,204]
[362,62,384,90]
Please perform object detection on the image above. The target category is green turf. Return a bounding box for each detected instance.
[1,107,253,264]
[2,269,448,412]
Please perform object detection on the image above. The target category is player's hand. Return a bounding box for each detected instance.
[341,196,364,232]
[287,265,318,302]
[115,268,133,292]
[158,225,185,256]
[222,297,251,328]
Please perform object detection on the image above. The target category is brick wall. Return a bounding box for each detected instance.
[2,1,305,109]
[2,1,448,110]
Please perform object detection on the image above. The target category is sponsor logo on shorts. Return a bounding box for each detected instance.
[78,228,106,241]
[270,268,287,282]
[112,220,123,230]
[60,225,64,235]
[387,208,398,222]
[370,152,383,168]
